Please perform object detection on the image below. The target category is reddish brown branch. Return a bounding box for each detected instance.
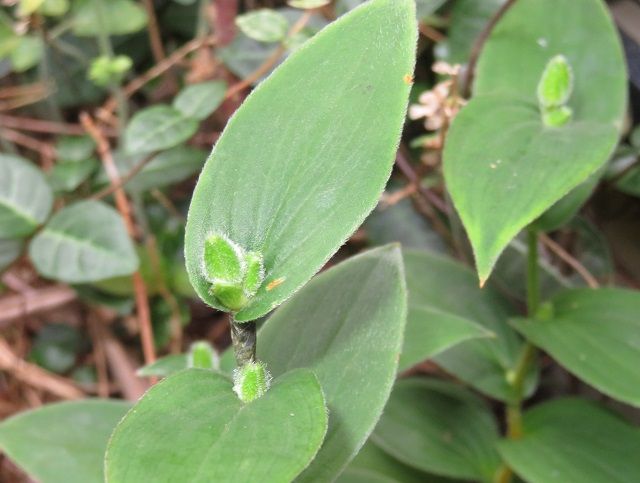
[80,113,157,369]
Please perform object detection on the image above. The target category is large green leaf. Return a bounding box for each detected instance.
[257,245,407,482]
[498,398,640,483]
[0,400,130,483]
[444,0,626,283]
[403,249,533,402]
[124,106,199,155]
[400,305,492,373]
[0,154,53,238]
[185,0,417,321]
[72,0,147,37]
[373,379,501,482]
[512,288,640,407]
[105,369,327,482]
[29,200,139,283]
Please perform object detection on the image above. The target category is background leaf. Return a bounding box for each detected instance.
[124,106,199,154]
[106,369,327,482]
[235,9,289,43]
[373,379,502,481]
[0,400,130,483]
[29,200,138,283]
[257,245,407,482]
[404,249,534,402]
[0,238,22,272]
[185,0,417,321]
[72,0,148,37]
[498,398,640,483]
[173,81,227,121]
[512,288,640,407]
[0,154,53,238]
[444,0,627,282]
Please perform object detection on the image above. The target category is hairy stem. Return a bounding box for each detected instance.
[230,319,257,367]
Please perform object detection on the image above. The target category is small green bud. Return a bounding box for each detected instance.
[543,105,572,127]
[243,251,265,296]
[88,55,132,87]
[233,361,271,403]
[203,234,244,284]
[188,341,219,370]
[211,281,249,312]
[203,234,266,312]
[537,55,574,109]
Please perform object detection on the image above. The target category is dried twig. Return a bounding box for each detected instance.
[540,233,600,289]
[80,113,157,369]
[90,152,156,201]
[0,285,77,328]
[0,114,117,137]
[462,0,518,96]
[0,338,85,400]
[102,332,149,401]
[141,0,167,63]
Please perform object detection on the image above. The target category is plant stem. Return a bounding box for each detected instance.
[496,228,540,482]
[230,318,256,367]
[526,227,540,314]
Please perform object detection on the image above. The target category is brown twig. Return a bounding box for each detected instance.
[224,10,313,100]
[100,35,217,116]
[0,338,85,400]
[418,23,446,43]
[0,285,77,328]
[101,331,149,401]
[0,114,118,137]
[540,233,599,289]
[394,150,449,214]
[141,0,167,63]
[462,0,518,96]
[80,113,157,369]
[89,153,156,201]
[0,128,55,161]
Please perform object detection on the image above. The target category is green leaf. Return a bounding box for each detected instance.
[106,369,328,482]
[124,106,199,154]
[173,81,227,120]
[373,379,502,481]
[400,305,493,372]
[236,9,289,43]
[532,167,603,232]
[185,0,417,321]
[257,245,408,481]
[0,400,130,483]
[0,154,53,238]
[113,146,206,192]
[72,0,148,37]
[137,353,188,377]
[29,323,82,374]
[511,287,640,407]
[288,0,331,8]
[444,0,627,283]
[365,198,447,253]
[48,158,98,193]
[29,200,139,283]
[17,0,45,16]
[444,98,619,284]
[616,164,640,198]
[338,441,438,483]
[56,135,96,162]
[0,238,22,272]
[498,398,640,483]
[41,0,69,16]
[403,249,534,402]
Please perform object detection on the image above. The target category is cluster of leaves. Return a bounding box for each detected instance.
[0,0,639,483]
